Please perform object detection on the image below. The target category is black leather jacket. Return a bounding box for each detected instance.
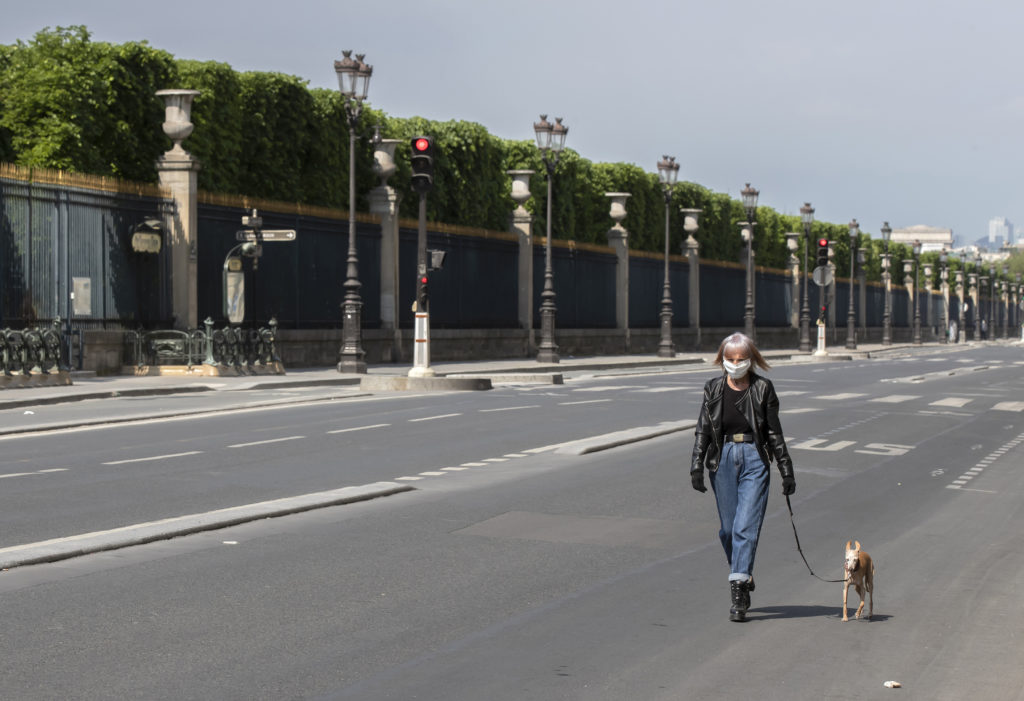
[690,373,794,479]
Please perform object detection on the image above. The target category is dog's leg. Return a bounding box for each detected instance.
[855,582,865,619]
[842,579,850,622]
[866,569,874,620]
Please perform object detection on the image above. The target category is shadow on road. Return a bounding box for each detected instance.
[747,605,893,622]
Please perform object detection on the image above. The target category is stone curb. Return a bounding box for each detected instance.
[445,373,564,385]
[555,420,698,456]
[0,481,414,570]
[359,376,492,391]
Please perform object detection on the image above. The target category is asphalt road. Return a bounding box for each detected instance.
[1,344,1022,699]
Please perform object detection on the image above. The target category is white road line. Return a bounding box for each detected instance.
[991,402,1024,412]
[460,462,488,467]
[38,468,69,473]
[572,386,644,392]
[483,458,509,463]
[503,453,528,458]
[635,387,683,393]
[409,413,462,422]
[103,450,203,465]
[227,436,304,448]
[479,405,540,413]
[792,439,857,451]
[395,476,423,481]
[930,397,972,408]
[523,445,560,453]
[781,408,817,414]
[870,395,921,403]
[559,399,613,406]
[418,471,448,477]
[327,423,391,434]
[0,472,34,479]
[776,391,809,397]
[819,393,867,401]
[442,467,469,471]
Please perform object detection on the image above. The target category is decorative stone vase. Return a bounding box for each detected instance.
[373,139,402,186]
[507,170,534,207]
[606,192,631,227]
[156,89,201,155]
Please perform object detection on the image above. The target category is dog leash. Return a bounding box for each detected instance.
[785,494,845,583]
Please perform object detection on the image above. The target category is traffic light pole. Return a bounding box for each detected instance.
[409,192,434,378]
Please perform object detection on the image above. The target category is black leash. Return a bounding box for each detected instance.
[785,494,845,583]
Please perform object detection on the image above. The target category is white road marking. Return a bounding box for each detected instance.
[776,391,809,397]
[479,405,539,413]
[991,402,1024,412]
[572,386,644,392]
[819,393,867,401]
[792,439,857,451]
[395,476,423,481]
[559,399,613,406]
[483,458,509,463]
[327,423,391,434]
[409,413,462,422]
[227,436,304,448]
[930,397,972,408]
[781,408,817,414]
[418,471,448,476]
[103,450,203,465]
[0,472,34,479]
[503,453,528,458]
[870,395,920,403]
[39,468,69,473]
[460,462,488,467]
[442,467,469,471]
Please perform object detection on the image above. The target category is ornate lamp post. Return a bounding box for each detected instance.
[1002,264,1010,338]
[939,250,949,343]
[798,203,814,351]
[955,268,964,343]
[334,50,373,373]
[1017,273,1023,340]
[846,219,859,349]
[880,222,892,346]
[974,253,983,339]
[656,155,680,357]
[912,239,922,345]
[533,115,568,363]
[741,183,759,340]
[989,264,996,341]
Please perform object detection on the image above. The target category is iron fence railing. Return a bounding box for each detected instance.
[124,317,280,373]
[1,318,69,376]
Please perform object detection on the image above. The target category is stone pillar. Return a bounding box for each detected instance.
[606,193,631,350]
[370,137,403,362]
[785,232,800,328]
[508,170,535,354]
[923,264,933,337]
[682,209,702,350]
[155,89,201,331]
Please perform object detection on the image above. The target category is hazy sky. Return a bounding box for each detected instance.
[4,0,1023,244]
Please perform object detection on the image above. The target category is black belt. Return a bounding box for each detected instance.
[727,433,754,443]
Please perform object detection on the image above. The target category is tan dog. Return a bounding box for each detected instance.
[842,540,874,621]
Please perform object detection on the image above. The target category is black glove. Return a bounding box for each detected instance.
[691,471,707,493]
[782,475,796,496]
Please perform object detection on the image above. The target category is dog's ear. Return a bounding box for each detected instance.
[845,540,853,551]
[854,540,861,551]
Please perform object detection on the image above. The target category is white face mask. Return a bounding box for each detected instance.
[722,358,751,379]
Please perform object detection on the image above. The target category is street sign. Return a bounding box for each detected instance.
[812,265,834,287]
[235,229,297,242]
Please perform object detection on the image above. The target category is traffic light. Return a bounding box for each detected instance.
[417,274,429,310]
[410,136,434,194]
[816,238,829,268]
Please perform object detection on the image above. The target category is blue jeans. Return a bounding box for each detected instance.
[709,441,770,583]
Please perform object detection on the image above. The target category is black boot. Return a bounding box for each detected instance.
[729,580,748,622]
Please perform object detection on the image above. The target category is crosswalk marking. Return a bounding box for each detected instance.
[930,397,972,408]
[870,394,920,403]
[819,393,867,401]
[992,402,1024,412]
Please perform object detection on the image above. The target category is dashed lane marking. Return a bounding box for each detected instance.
[947,432,1024,491]
[871,395,921,403]
[559,399,613,406]
[930,397,973,408]
[776,391,809,397]
[819,393,868,401]
[1,468,69,480]
[103,450,203,466]
[408,413,462,422]
[327,423,391,434]
[992,402,1024,412]
[479,405,540,413]
[781,408,817,415]
[227,436,305,448]
[571,386,645,392]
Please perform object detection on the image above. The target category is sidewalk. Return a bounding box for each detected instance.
[0,339,978,413]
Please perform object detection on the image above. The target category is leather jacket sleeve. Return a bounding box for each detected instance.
[690,380,714,475]
[762,379,794,480]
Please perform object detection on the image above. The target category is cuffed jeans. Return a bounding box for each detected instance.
[709,441,769,583]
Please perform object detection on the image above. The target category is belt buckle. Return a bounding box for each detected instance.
[732,433,744,443]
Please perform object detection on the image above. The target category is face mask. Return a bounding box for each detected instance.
[722,359,751,379]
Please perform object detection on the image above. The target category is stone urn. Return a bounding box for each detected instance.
[373,139,402,186]
[507,170,535,208]
[155,89,201,155]
[606,192,631,228]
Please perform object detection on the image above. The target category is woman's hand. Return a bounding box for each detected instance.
[691,471,707,493]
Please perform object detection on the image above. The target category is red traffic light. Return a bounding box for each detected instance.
[420,275,428,284]
[414,138,430,152]
[817,238,828,247]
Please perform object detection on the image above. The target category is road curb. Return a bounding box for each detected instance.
[0,481,414,570]
[555,420,698,455]
[360,376,492,391]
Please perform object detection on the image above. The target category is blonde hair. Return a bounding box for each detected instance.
[713,332,771,371]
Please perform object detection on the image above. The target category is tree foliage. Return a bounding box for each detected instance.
[1,26,872,273]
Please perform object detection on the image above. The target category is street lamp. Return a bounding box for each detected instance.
[798,203,814,352]
[1017,273,1022,339]
[846,220,859,349]
[741,183,759,340]
[1002,264,1010,338]
[939,249,949,343]
[912,239,922,345]
[333,50,373,373]
[533,115,568,363]
[656,155,680,358]
[989,264,996,341]
[974,253,983,339]
[880,222,892,346]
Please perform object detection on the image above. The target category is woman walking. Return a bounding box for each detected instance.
[690,332,796,622]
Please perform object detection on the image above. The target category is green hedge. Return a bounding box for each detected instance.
[2,26,898,276]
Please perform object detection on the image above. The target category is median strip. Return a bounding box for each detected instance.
[553,420,698,455]
[0,481,414,570]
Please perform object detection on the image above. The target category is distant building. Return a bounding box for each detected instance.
[988,217,1013,245]
[891,225,954,253]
